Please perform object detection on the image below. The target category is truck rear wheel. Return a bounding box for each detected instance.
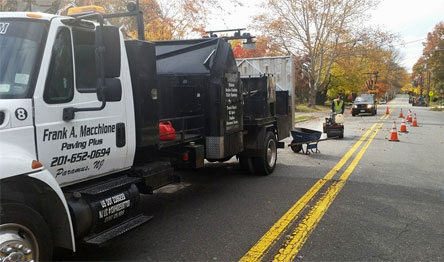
[0,204,53,262]
[253,131,277,176]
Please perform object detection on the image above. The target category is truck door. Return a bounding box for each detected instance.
[34,23,129,186]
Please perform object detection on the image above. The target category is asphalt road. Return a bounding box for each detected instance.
[60,95,444,261]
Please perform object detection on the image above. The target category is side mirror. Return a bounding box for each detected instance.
[96,25,121,78]
[63,19,123,122]
[95,25,122,102]
[98,78,122,102]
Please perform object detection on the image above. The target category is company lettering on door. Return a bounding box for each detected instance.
[41,123,117,178]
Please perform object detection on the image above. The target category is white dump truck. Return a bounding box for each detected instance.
[0,6,291,261]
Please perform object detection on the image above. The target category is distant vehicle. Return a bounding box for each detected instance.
[352,95,377,116]
[379,99,387,104]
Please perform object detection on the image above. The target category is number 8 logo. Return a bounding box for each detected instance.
[15,108,28,121]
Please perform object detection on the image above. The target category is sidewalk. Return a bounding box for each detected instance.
[294,110,328,123]
[294,106,352,124]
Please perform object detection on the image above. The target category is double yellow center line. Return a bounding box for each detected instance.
[240,112,390,262]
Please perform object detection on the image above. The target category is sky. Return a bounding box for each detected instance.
[206,0,444,72]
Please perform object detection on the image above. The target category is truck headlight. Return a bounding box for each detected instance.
[367,104,373,108]
[353,105,357,108]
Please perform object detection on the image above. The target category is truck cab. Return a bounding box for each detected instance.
[0,12,145,261]
[1,12,136,185]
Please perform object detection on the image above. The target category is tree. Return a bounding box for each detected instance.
[421,22,444,98]
[253,0,378,107]
[321,28,406,101]
[293,55,311,102]
[231,36,286,58]
[72,0,214,40]
[5,0,226,41]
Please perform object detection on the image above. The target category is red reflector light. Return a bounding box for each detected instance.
[182,153,189,161]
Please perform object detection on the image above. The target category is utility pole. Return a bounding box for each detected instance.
[423,56,430,103]
[427,68,431,103]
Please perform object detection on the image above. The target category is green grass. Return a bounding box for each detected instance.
[295,115,312,121]
[429,100,444,106]
[430,107,444,112]
[295,104,330,112]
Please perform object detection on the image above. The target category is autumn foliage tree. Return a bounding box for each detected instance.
[418,22,444,99]
[3,0,226,41]
[253,0,379,107]
[69,0,218,40]
[326,29,407,101]
[231,36,285,58]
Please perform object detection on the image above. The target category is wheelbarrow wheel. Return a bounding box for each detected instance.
[290,141,302,153]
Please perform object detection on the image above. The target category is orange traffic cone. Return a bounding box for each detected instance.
[399,118,408,133]
[389,121,399,142]
[412,113,418,127]
[385,106,390,115]
[407,110,412,123]
[399,108,404,118]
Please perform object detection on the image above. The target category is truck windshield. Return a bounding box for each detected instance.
[0,19,48,99]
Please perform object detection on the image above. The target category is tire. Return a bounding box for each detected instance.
[352,113,356,117]
[290,141,302,153]
[0,204,53,261]
[339,131,344,139]
[253,131,277,176]
[239,157,255,174]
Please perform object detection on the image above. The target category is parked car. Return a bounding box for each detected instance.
[352,95,377,116]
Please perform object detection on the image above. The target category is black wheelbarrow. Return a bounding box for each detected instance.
[289,128,329,154]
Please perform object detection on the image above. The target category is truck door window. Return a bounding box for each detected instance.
[43,27,74,104]
[72,27,97,93]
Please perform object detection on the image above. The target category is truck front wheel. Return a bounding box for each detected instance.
[0,204,53,262]
[254,131,277,175]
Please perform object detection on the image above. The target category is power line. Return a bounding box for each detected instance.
[391,38,427,47]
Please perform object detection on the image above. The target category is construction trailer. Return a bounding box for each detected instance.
[236,56,295,127]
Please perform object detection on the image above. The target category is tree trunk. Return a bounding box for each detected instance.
[308,80,317,108]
